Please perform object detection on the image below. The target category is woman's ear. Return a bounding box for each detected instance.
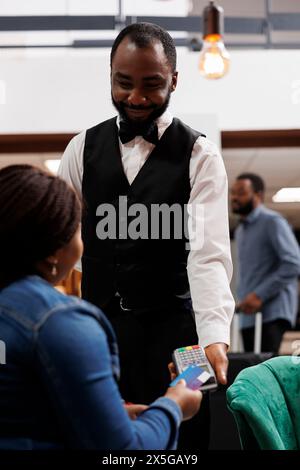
[34,253,59,280]
[45,254,59,277]
[45,254,59,265]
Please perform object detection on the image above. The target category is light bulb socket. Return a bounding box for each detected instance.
[202,1,224,39]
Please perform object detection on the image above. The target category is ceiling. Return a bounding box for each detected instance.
[1,0,300,49]
[189,0,300,48]
[1,146,300,229]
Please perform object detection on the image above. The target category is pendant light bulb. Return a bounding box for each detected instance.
[199,34,230,79]
[199,2,230,79]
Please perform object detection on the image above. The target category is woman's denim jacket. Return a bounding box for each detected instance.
[0,275,181,450]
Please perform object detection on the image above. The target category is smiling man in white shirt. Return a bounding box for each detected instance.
[58,22,234,449]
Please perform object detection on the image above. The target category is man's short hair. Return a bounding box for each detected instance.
[237,173,265,194]
[110,22,177,72]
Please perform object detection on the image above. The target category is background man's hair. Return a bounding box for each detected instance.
[110,22,177,72]
[237,172,265,193]
[0,164,81,286]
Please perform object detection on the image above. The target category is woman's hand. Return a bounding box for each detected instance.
[164,380,202,421]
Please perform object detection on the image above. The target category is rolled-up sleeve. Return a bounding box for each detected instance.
[187,137,235,348]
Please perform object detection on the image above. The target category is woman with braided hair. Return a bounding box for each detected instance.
[0,164,201,450]
[0,164,82,289]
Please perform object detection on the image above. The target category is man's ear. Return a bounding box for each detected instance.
[171,71,178,92]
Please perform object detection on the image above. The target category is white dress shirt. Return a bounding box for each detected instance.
[58,110,235,347]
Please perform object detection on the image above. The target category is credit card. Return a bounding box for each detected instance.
[170,365,211,391]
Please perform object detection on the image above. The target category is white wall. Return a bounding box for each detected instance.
[0,48,299,134]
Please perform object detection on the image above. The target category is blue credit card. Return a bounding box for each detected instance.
[170,365,211,391]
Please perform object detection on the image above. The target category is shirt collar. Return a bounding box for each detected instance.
[243,204,264,225]
[116,110,173,141]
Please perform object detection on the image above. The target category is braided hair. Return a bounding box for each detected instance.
[0,164,81,287]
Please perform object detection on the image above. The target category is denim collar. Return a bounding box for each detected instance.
[242,204,264,225]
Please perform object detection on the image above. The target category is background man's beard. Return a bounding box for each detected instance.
[111,91,171,126]
[232,199,255,216]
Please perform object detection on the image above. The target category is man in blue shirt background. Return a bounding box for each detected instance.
[231,173,300,353]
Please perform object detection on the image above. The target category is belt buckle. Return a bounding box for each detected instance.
[120,297,132,312]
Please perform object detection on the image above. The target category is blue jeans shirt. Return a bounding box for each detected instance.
[235,205,300,329]
[0,275,182,450]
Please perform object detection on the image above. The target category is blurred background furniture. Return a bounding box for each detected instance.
[227,356,300,449]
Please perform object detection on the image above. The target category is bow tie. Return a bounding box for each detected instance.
[118,120,159,145]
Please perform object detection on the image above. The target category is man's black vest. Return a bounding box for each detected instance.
[81,117,203,309]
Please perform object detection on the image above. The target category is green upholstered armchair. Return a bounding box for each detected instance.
[227,356,300,450]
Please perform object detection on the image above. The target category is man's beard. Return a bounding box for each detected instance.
[232,199,255,216]
[111,90,171,128]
